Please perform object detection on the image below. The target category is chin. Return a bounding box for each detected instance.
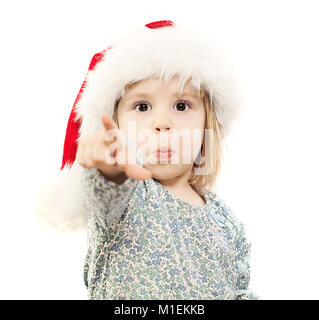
[145,163,191,181]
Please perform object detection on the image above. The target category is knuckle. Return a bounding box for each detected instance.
[116,162,125,171]
[78,160,88,168]
[85,161,94,169]
[92,153,105,165]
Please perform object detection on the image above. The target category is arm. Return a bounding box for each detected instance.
[80,167,139,229]
[212,195,260,300]
[77,114,151,230]
[233,219,260,300]
[98,168,128,185]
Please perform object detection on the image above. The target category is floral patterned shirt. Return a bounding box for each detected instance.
[80,168,260,300]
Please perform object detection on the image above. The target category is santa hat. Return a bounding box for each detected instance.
[33,20,244,232]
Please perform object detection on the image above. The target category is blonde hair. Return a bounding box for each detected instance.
[188,89,224,196]
[112,77,225,196]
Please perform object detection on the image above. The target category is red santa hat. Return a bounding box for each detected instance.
[33,20,244,232]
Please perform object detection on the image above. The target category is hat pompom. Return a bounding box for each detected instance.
[33,49,104,232]
[33,162,87,232]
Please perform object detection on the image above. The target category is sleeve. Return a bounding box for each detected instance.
[233,219,260,300]
[80,168,139,229]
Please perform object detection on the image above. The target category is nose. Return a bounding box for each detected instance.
[155,124,171,133]
[153,110,173,133]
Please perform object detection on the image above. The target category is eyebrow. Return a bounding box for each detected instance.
[124,91,201,102]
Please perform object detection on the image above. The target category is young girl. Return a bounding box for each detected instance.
[34,20,259,300]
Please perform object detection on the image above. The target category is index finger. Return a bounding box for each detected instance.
[101,114,118,132]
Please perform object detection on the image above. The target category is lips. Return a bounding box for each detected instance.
[156,147,172,153]
[153,147,174,159]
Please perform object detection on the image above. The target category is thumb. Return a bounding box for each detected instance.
[124,163,152,181]
[101,114,118,131]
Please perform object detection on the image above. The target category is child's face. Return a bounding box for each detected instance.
[117,75,206,181]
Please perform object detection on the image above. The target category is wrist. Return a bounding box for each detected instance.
[97,167,128,185]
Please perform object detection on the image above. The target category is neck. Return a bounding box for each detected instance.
[156,168,206,206]
[156,167,193,191]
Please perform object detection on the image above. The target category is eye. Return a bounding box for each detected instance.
[173,101,191,112]
[133,102,151,112]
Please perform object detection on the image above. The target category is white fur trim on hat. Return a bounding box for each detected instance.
[74,23,244,144]
[33,162,87,232]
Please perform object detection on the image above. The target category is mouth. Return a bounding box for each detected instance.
[153,147,174,159]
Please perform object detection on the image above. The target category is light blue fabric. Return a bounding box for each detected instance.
[81,168,260,300]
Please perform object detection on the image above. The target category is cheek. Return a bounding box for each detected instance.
[117,111,131,134]
[193,110,206,129]
[118,109,144,129]
[120,121,151,151]
[177,133,202,160]
[176,118,205,160]
[175,109,205,129]
[177,113,205,142]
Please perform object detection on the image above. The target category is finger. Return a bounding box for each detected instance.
[84,143,95,168]
[101,114,118,132]
[110,133,151,180]
[103,122,124,147]
[124,163,152,181]
[114,136,135,169]
[104,141,117,166]
[77,143,93,168]
[103,132,124,166]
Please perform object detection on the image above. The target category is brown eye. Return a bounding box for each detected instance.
[133,102,151,112]
[174,101,191,111]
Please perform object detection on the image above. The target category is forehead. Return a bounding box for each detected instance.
[124,75,201,98]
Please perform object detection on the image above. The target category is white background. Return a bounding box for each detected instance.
[1,0,318,300]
